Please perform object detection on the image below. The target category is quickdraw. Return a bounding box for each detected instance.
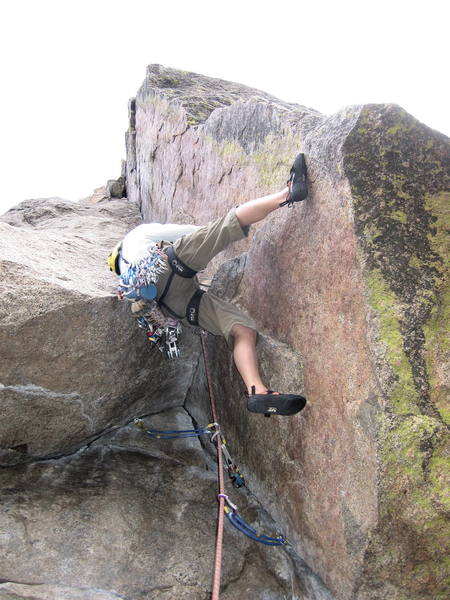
[210,424,245,488]
[133,418,212,439]
[133,420,244,488]
[218,494,286,546]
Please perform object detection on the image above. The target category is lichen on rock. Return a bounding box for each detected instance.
[344,103,450,599]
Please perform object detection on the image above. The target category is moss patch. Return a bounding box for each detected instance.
[363,411,450,597]
[367,269,419,414]
[423,191,450,424]
[252,135,298,188]
[344,104,450,598]
[390,210,407,224]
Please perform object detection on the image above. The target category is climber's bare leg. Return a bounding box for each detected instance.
[231,188,291,394]
[235,187,289,227]
[231,324,268,394]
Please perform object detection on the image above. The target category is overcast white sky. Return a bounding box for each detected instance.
[1,0,448,215]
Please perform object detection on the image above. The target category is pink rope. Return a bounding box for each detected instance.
[201,331,225,600]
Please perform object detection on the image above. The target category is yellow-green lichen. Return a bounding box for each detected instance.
[367,269,419,414]
[209,134,299,190]
[390,174,411,201]
[409,255,424,269]
[253,143,297,188]
[387,124,402,136]
[386,114,418,136]
[423,191,450,424]
[382,415,437,485]
[363,223,382,250]
[216,140,247,166]
[390,210,407,224]
[380,413,449,536]
[423,285,450,423]
[373,410,450,597]
[424,191,450,275]
[429,452,450,511]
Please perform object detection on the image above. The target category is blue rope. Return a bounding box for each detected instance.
[225,508,286,546]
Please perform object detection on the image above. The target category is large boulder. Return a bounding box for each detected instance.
[0,196,332,599]
[124,66,450,599]
[0,197,200,464]
[0,407,319,600]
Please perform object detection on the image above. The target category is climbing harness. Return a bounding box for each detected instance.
[109,238,205,356]
[218,494,286,546]
[157,245,205,327]
[164,245,198,278]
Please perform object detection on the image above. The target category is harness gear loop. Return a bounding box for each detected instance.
[136,312,182,360]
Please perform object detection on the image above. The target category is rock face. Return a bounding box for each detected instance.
[106,176,126,199]
[0,196,328,599]
[1,408,314,600]
[1,66,448,599]
[124,65,450,599]
[0,197,200,463]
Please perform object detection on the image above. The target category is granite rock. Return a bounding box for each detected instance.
[124,66,450,600]
[0,197,199,464]
[0,408,313,600]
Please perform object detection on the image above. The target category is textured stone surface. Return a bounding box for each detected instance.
[0,408,314,600]
[106,176,126,199]
[0,583,125,600]
[0,197,200,464]
[342,105,450,600]
[1,66,448,600]
[124,66,450,599]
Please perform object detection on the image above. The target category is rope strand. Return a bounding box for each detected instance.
[200,331,225,600]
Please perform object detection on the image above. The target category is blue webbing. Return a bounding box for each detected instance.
[225,509,286,546]
[143,427,211,440]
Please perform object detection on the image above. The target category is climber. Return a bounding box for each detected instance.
[108,154,308,416]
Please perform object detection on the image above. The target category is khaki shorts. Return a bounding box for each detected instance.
[155,208,257,345]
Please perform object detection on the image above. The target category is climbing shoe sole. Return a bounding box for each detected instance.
[247,393,307,416]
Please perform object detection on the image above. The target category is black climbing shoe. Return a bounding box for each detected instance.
[246,387,307,417]
[280,153,308,207]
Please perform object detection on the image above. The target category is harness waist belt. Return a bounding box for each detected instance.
[186,289,205,326]
[164,246,198,278]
